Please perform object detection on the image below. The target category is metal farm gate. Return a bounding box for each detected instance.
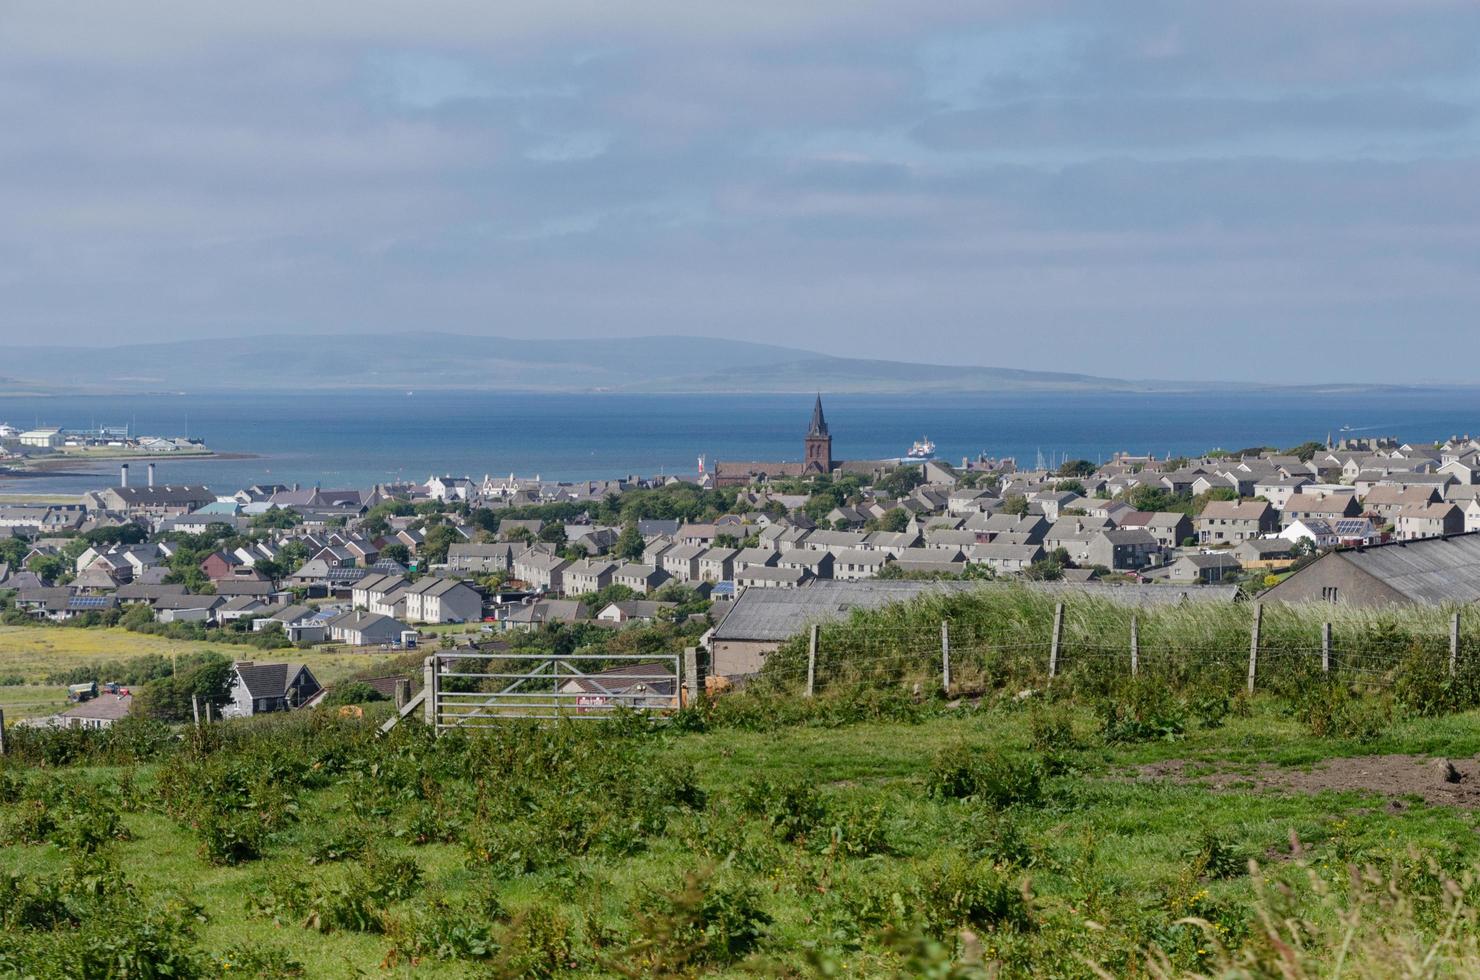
[421,652,682,730]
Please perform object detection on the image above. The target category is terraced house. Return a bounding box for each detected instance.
[1196,499,1277,543]
[402,577,483,623]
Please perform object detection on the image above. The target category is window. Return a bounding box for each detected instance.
[1321,586,1339,603]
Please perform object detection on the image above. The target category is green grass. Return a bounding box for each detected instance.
[4,693,1480,976]
[0,625,407,719]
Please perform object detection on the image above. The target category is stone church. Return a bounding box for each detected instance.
[714,395,886,487]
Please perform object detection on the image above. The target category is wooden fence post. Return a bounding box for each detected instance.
[423,656,437,727]
[1049,602,1064,678]
[0,709,7,756]
[1321,622,1331,674]
[1451,611,1461,678]
[940,621,951,695]
[1247,602,1263,696]
[192,695,200,728]
[683,647,700,707]
[394,678,411,710]
[1130,615,1139,677]
[805,623,819,698]
[205,701,213,723]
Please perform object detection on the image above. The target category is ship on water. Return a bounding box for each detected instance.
[906,437,936,461]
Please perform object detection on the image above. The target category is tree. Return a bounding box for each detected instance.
[135,652,233,722]
[1283,441,1327,463]
[250,507,300,531]
[380,543,411,565]
[1024,547,1072,581]
[1001,495,1030,517]
[1054,480,1086,496]
[879,508,910,533]
[0,537,26,568]
[421,524,459,566]
[1056,459,1096,478]
[253,558,284,583]
[614,523,645,562]
[538,523,568,547]
[874,466,923,498]
[82,523,147,546]
[26,554,63,584]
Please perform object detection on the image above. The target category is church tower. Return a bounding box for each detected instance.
[803,394,832,474]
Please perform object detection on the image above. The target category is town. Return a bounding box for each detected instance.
[3,397,1480,728]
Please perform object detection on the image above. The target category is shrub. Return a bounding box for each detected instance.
[489,903,576,978]
[926,749,1044,808]
[1097,699,1187,744]
[3,799,56,845]
[195,808,266,865]
[954,808,1035,868]
[820,797,893,857]
[304,823,370,865]
[913,852,1033,937]
[624,868,770,974]
[1027,704,1078,752]
[1297,683,1392,742]
[387,897,496,964]
[321,682,388,707]
[215,943,306,977]
[1185,828,1246,881]
[736,776,826,843]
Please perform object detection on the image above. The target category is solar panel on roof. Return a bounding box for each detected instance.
[69,596,109,608]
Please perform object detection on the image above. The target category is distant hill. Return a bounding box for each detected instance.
[0,332,1197,394]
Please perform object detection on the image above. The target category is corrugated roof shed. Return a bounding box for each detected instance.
[1337,533,1480,604]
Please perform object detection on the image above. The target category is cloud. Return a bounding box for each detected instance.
[913,92,1474,152]
[2,2,1480,384]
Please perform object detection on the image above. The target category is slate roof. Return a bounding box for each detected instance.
[233,661,311,699]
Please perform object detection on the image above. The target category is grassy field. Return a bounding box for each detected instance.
[0,626,406,720]
[4,687,1480,976]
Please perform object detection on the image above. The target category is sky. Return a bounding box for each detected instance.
[2,1,1479,383]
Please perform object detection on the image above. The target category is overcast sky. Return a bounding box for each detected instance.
[3,2,1479,383]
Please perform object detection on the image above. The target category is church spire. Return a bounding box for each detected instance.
[808,393,828,437]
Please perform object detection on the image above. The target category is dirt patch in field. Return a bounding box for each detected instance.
[1139,755,1480,809]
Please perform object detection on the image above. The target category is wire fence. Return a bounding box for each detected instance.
[746,602,1480,702]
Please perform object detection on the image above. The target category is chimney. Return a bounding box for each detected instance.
[120,463,129,487]
[147,463,155,487]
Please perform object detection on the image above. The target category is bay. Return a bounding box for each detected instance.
[2,388,1479,495]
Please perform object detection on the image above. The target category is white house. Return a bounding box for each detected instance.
[1278,518,1339,551]
[402,577,483,624]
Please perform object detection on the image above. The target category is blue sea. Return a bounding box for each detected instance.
[3,388,1480,495]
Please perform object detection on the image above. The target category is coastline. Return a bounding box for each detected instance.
[8,451,258,473]
[0,451,261,490]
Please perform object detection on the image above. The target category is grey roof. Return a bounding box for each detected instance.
[1325,532,1480,604]
[712,579,1237,642]
[233,661,315,699]
[60,693,134,722]
[560,661,677,696]
[1175,552,1243,569]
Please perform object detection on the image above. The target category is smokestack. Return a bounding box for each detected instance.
[120,463,129,487]
[147,463,155,487]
